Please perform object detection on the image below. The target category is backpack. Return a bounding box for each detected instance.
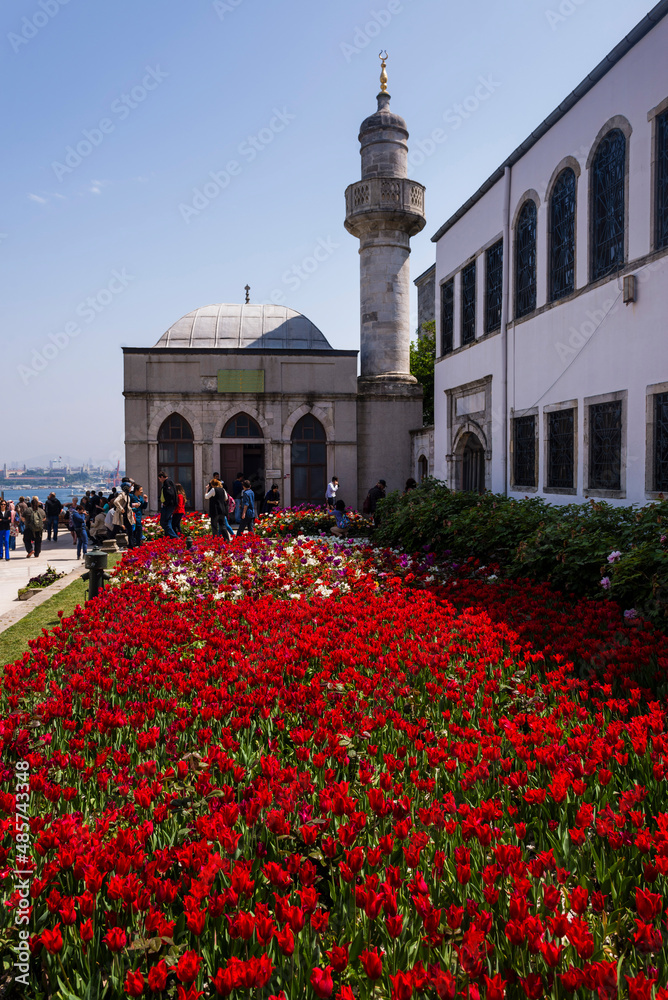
[227,495,236,515]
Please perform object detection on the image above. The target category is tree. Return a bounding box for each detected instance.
[409,320,435,426]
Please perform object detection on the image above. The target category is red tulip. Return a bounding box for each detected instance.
[148,960,168,991]
[41,924,63,954]
[359,948,383,980]
[176,951,202,984]
[484,974,507,1000]
[310,966,334,999]
[125,969,145,997]
[104,927,127,953]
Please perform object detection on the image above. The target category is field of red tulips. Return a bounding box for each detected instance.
[2,535,668,999]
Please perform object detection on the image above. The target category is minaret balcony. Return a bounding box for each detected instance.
[344,178,426,238]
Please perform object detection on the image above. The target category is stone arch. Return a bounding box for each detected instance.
[585,115,633,170]
[452,422,488,493]
[511,188,541,231]
[148,403,204,443]
[545,155,582,204]
[282,403,335,442]
[212,405,272,441]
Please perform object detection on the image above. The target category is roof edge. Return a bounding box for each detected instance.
[431,0,668,242]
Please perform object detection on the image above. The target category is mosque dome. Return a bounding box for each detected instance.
[359,92,408,140]
[153,303,333,351]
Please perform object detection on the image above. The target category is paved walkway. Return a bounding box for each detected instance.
[0,534,86,629]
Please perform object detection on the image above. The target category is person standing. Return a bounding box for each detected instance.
[173,484,187,535]
[231,472,244,524]
[157,472,178,539]
[237,479,256,535]
[71,505,89,561]
[0,500,11,560]
[325,476,339,510]
[130,485,148,546]
[364,480,386,524]
[44,493,63,542]
[8,502,18,552]
[23,497,46,558]
[205,478,233,540]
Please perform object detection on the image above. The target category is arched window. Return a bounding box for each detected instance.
[223,413,262,437]
[291,414,326,506]
[550,168,576,301]
[418,455,428,482]
[158,414,194,505]
[515,201,537,318]
[591,129,626,280]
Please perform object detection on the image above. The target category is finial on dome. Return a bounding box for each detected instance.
[379,51,388,93]
[244,284,250,304]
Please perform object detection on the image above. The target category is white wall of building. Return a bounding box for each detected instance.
[433,14,668,505]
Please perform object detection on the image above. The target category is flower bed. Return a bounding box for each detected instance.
[2,538,668,998]
[142,513,212,542]
[256,507,372,539]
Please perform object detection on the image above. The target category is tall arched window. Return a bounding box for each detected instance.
[515,201,537,318]
[223,413,262,438]
[591,129,626,280]
[158,414,194,505]
[291,414,326,506]
[550,168,576,301]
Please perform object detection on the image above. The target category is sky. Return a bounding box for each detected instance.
[1,0,658,469]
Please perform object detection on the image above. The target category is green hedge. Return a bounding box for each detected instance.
[373,479,668,626]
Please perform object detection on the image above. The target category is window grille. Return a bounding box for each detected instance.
[485,240,503,333]
[513,415,536,487]
[550,169,576,301]
[655,392,668,491]
[657,111,668,251]
[589,400,622,490]
[547,409,574,489]
[515,201,537,318]
[441,279,454,355]
[461,262,476,345]
[592,130,626,280]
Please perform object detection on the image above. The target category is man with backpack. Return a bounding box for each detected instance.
[237,480,256,535]
[157,471,178,539]
[22,497,46,558]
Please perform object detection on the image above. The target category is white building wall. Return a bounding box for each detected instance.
[433,14,668,505]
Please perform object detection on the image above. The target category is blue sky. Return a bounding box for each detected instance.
[1,0,657,467]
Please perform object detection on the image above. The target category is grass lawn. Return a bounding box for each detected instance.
[0,554,121,667]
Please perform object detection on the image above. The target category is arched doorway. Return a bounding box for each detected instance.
[291,414,326,506]
[220,413,264,496]
[418,455,428,482]
[459,432,485,493]
[158,414,194,505]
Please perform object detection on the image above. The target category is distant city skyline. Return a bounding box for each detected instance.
[2,0,657,465]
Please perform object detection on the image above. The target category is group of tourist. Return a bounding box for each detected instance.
[0,480,152,561]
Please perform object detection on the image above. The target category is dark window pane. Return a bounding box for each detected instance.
[441,279,454,355]
[292,466,308,498]
[515,201,537,318]
[550,169,576,301]
[592,130,626,280]
[513,415,536,487]
[655,392,668,491]
[158,414,193,442]
[309,442,326,464]
[223,413,262,438]
[292,442,309,464]
[657,111,668,251]
[485,240,503,333]
[461,262,476,345]
[158,443,175,465]
[177,443,194,464]
[177,469,193,501]
[589,400,622,490]
[547,409,574,488]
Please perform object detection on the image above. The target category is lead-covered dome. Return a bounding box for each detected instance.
[154,303,333,351]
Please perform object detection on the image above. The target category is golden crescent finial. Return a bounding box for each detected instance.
[379,51,388,93]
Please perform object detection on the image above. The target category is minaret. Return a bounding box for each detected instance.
[346,55,426,501]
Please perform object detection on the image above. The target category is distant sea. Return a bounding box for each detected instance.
[0,485,106,505]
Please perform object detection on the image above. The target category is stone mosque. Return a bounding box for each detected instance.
[123,57,427,511]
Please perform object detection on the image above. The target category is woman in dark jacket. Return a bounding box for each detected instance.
[204,479,233,541]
